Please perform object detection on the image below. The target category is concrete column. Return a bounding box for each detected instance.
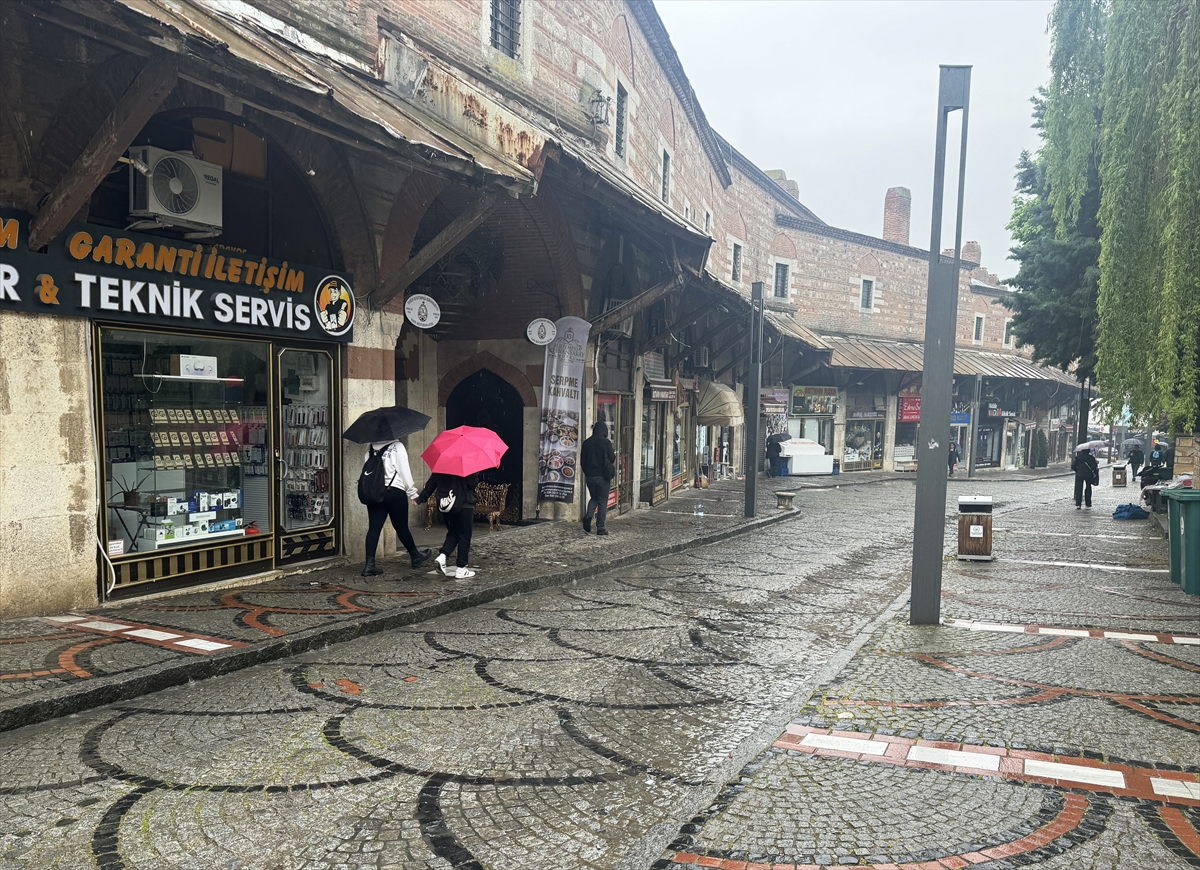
[882,392,898,472]
[833,390,847,470]
[631,362,645,507]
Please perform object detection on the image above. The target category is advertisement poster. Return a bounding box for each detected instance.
[538,316,591,502]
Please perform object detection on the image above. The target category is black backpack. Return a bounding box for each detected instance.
[357,445,394,505]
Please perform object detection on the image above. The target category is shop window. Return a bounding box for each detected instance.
[614,83,628,158]
[974,314,985,344]
[860,278,874,310]
[1004,319,1015,347]
[99,328,271,557]
[774,262,789,298]
[490,0,521,58]
[731,243,742,283]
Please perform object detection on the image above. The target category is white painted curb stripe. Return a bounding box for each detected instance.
[1024,759,1126,788]
[1150,778,1200,800]
[907,745,1001,770]
[800,733,888,755]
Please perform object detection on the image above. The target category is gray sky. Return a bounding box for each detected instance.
[654,0,1054,277]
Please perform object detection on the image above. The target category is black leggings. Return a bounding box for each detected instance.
[439,509,473,567]
[1074,476,1094,507]
[365,488,418,558]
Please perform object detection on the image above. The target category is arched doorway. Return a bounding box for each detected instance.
[445,369,524,521]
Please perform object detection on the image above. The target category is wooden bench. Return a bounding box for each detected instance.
[775,491,797,510]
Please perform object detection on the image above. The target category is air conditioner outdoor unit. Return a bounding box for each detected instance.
[128,146,223,236]
[694,347,710,367]
[603,297,633,337]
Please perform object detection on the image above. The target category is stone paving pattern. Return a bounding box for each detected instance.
[3,468,1193,869]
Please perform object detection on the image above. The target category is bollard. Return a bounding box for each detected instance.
[775,491,796,510]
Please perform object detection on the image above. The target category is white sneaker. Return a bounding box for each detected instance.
[435,553,449,575]
[454,567,476,580]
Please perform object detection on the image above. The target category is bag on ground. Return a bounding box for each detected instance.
[1112,503,1149,520]
[357,445,393,505]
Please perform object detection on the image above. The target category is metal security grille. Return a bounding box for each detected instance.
[731,244,742,282]
[614,84,627,157]
[490,0,520,58]
[774,262,789,298]
[860,278,874,309]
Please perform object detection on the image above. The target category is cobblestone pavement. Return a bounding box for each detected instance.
[6,474,1180,869]
[658,477,1200,870]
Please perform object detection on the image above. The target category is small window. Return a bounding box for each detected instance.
[614,83,627,158]
[974,314,985,343]
[490,0,521,59]
[774,262,789,298]
[731,244,742,283]
[704,211,711,235]
[1004,320,1015,347]
[661,151,671,204]
[860,278,874,310]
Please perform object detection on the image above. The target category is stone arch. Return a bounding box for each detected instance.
[609,14,635,84]
[439,351,537,407]
[730,209,747,240]
[772,233,797,259]
[858,253,881,274]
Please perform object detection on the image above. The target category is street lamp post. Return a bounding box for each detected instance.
[744,281,764,518]
[911,65,972,626]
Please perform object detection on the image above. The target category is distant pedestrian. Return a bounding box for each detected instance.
[360,440,433,576]
[766,438,783,478]
[948,442,960,477]
[417,471,480,579]
[1072,448,1099,509]
[580,421,616,535]
[1127,444,1144,480]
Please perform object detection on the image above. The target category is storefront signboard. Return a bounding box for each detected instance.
[643,351,666,381]
[651,480,668,505]
[790,385,838,416]
[898,396,922,422]
[405,294,441,329]
[649,383,677,402]
[525,317,556,346]
[951,412,972,426]
[0,210,355,342]
[537,315,591,503]
[849,409,886,419]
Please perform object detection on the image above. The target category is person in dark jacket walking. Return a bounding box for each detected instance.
[579,421,616,535]
[1072,448,1099,508]
[1127,444,1145,481]
[948,442,960,477]
[766,438,783,478]
[416,472,480,578]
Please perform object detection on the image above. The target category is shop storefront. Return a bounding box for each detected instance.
[694,380,744,482]
[844,391,887,472]
[640,379,675,506]
[975,401,1009,469]
[788,386,837,452]
[0,210,354,595]
[951,410,972,466]
[895,393,921,471]
[596,392,632,513]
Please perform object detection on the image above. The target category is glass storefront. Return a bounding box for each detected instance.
[843,415,885,472]
[976,424,1003,468]
[98,326,340,592]
[639,402,665,504]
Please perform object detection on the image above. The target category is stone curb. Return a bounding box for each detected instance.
[0,504,805,734]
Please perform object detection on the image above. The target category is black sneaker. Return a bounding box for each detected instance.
[582,515,592,534]
[596,528,609,536]
[411,548,434,569]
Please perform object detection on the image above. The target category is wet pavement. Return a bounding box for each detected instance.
[3,468,1193,869]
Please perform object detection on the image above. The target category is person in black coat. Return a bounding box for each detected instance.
[1127,444,1145,480]
[579,421,616,535]
[1071,448,1099,509]
[766,438,783,478]
[416,472,479,578]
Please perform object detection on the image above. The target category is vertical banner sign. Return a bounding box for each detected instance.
[538,316,591,503]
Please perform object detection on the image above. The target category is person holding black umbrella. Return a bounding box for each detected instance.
[1127,443,1145,480]
[1071,446,1100,509]
[343,405,435,577]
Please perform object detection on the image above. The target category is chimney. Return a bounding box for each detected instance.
[883,187,911,245]
[962,240,981,266]
[765,169,800,200]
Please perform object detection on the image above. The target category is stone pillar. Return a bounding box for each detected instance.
[833,390,848,471]
[882,392,898,472]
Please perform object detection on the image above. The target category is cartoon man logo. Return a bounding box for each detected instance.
[314,276,355,337]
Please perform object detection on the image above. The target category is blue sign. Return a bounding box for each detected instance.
[951,412,972,425]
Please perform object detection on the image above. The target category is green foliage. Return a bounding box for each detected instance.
[1003,148,1100,382]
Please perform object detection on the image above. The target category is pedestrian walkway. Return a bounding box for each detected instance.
[654,478,1199,869]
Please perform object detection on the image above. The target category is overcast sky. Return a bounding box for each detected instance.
[654,0,1054,277]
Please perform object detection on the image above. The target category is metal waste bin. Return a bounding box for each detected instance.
[1113,465,1127,487]
[957,495,993,561]
[1164,489,1200,595]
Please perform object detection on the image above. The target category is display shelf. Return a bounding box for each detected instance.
[136,528,248,551]
[134,373,245,384]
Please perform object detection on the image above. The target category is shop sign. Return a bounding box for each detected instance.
[643,351,666,380]
[898,396,922,422]
[538,316,591,503]
[405,293,441,329]
[760,386,790,408]
[525,317,556,346]
[651,480,668,505]
[849,409,885,419]
[951,412,972,425]
[0,209,355,342]
[649,383,677,402]
[607,487,618,509]
[790,385,838,417]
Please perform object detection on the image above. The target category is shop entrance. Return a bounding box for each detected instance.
[276,347,337,564]
[445,369,524,520]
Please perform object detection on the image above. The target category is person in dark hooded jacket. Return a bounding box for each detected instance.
[579,421,616,535]
[1071,448,1099,509]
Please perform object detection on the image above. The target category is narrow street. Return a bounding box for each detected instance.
[3,475,1194,869]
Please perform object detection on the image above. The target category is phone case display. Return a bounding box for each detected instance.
[280,349,333,530]
[101,331,269,555]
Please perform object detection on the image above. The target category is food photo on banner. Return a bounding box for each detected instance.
[537,316,591,502]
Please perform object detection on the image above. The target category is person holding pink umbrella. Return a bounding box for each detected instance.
[417,425,508,579]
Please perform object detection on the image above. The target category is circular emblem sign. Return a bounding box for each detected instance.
[526,317,557,346]
[404,293,441,329]
[314,276,355,337]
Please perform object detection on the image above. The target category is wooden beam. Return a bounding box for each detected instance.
[637,299,717,354]
[592,272,683,333]
[690,316,740,353]
[29,58,177,250]
[372,190,503,307]
[714,337,749,379]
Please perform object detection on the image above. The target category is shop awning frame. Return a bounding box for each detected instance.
[694,381,744,427]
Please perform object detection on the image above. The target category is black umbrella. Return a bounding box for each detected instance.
[767,432,791,444]
[343,406,431,443]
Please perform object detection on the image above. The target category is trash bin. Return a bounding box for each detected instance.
[957,495,993,561]
[1163,489,1200,595]
[1113,465,1127,487]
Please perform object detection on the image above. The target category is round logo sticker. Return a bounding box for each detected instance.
[313,276,355,337]
[526,318,557,346]
[404,293,441,329]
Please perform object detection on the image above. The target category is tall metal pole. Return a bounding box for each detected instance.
[911,65,971,626]
[744,281,764,518]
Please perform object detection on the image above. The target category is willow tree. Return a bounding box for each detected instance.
[1045,0,1200,432]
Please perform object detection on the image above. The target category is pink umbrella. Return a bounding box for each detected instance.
[421,425,508,476]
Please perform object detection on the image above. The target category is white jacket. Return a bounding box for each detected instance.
[368,441,419,499]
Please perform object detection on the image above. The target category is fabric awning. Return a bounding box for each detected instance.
[695,381,744,426]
